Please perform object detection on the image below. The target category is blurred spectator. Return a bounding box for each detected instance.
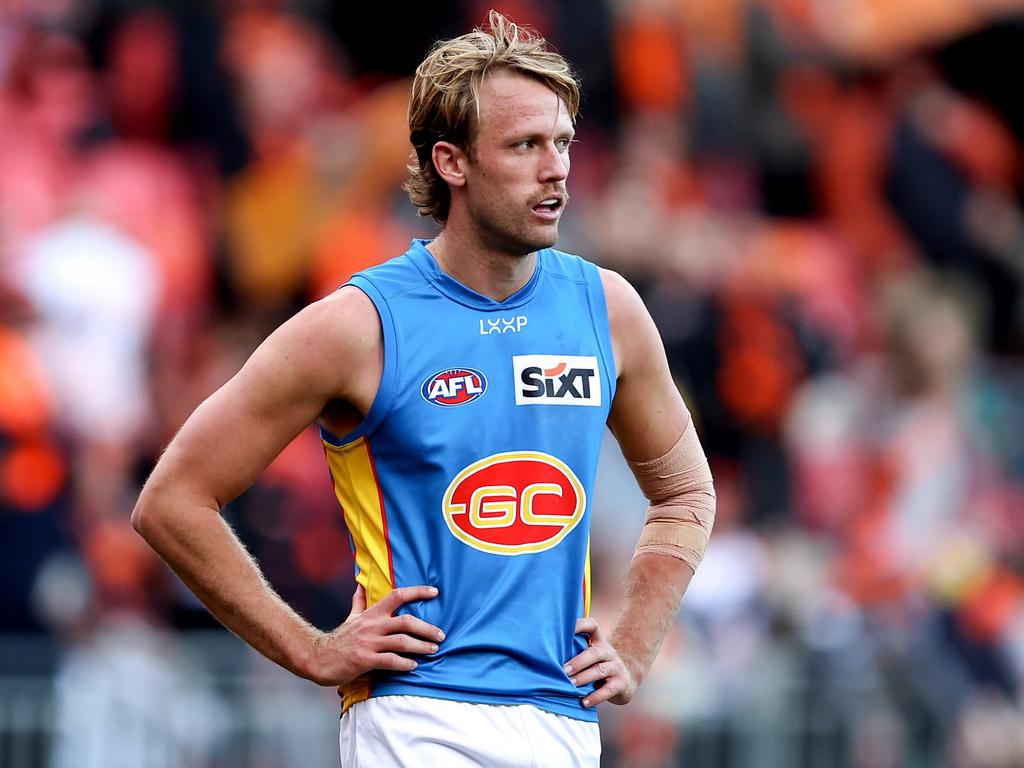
[220,9,352,311]
[10,212,158,445]
[50,615,231,768]
[0,324,68,633]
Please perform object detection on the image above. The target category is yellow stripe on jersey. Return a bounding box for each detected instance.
[322,435,395,710]
[340,675,372,713]
[583,536,591,617]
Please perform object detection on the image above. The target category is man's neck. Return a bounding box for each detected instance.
[427,228,538,303]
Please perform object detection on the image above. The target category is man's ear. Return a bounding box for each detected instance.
[432,141,468,188]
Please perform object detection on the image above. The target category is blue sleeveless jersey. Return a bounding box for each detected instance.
[321,239,615,722]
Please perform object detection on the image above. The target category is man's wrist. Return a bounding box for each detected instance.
[609,635,646,688]
[623,653,645,689]
[288,626,326,683]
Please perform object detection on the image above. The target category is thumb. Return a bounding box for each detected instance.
[349,583,367,617]
[575,616,598,636]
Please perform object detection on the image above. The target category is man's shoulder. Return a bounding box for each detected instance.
[290,286,382,354]
[540,249,648,331]
[541,246,600,283]
[349,242,433,300]
[350,252,416,290]
[594,266,639,306]
[592,267,652,355]
[542,249,639,310]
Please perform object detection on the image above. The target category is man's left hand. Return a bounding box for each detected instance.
[563,617,638,708]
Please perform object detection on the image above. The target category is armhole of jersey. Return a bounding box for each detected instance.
[320,275,398,447]
[580,260,617,407]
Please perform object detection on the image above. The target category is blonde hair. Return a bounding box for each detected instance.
[405,10,580,223]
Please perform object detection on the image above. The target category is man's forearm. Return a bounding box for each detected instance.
[132,489,319,679]
[608,553,693,686]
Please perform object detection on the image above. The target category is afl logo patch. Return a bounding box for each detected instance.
[421,368,488,407]
[442,451,586,556]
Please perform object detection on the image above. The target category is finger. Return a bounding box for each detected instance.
[389,613,446,643]
[349,583,367,616]
[378,634,439,656]
[563,645,606,676]
[581,677,624,708]
[569,658,618,687]
[373,652,420,673]
[374,585,440,615]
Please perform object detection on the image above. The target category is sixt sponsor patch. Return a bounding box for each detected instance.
[421,367,488,407]
[512,355,601,406]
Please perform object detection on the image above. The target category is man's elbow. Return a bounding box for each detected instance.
[131,476,175,540]
[131,474,224,542]
[130,489,156,538]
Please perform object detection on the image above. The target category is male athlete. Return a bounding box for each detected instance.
[133,12,715,767]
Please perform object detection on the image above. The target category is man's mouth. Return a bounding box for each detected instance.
[531,195,566,220]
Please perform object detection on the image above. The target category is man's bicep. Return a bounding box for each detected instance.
[155,360,325,509]
[603,270,691,462]
[603,270,716,575]
[149,292,375,509]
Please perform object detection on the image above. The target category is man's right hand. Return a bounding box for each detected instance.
[304,584,444,686]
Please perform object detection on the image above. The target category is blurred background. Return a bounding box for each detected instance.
[1,0,1024,766]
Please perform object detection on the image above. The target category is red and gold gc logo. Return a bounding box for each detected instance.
[442,452,586,555]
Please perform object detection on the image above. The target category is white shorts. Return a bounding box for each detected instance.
[339,695,601,767]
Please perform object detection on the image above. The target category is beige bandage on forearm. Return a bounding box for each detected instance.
[627,416,716,573]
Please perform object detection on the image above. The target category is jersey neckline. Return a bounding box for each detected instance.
[406,238,545,310]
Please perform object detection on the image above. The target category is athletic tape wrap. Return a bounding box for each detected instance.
[627,416,716,573]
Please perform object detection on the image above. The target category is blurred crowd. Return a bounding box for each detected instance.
[2,1,1024,766]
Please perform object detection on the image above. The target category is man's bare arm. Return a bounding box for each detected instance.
[565,269,711,707]
[131,287,443,685]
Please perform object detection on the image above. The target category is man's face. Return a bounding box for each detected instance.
[461,69,574,256]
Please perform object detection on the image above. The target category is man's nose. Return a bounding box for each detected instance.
[538,142,569,183]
